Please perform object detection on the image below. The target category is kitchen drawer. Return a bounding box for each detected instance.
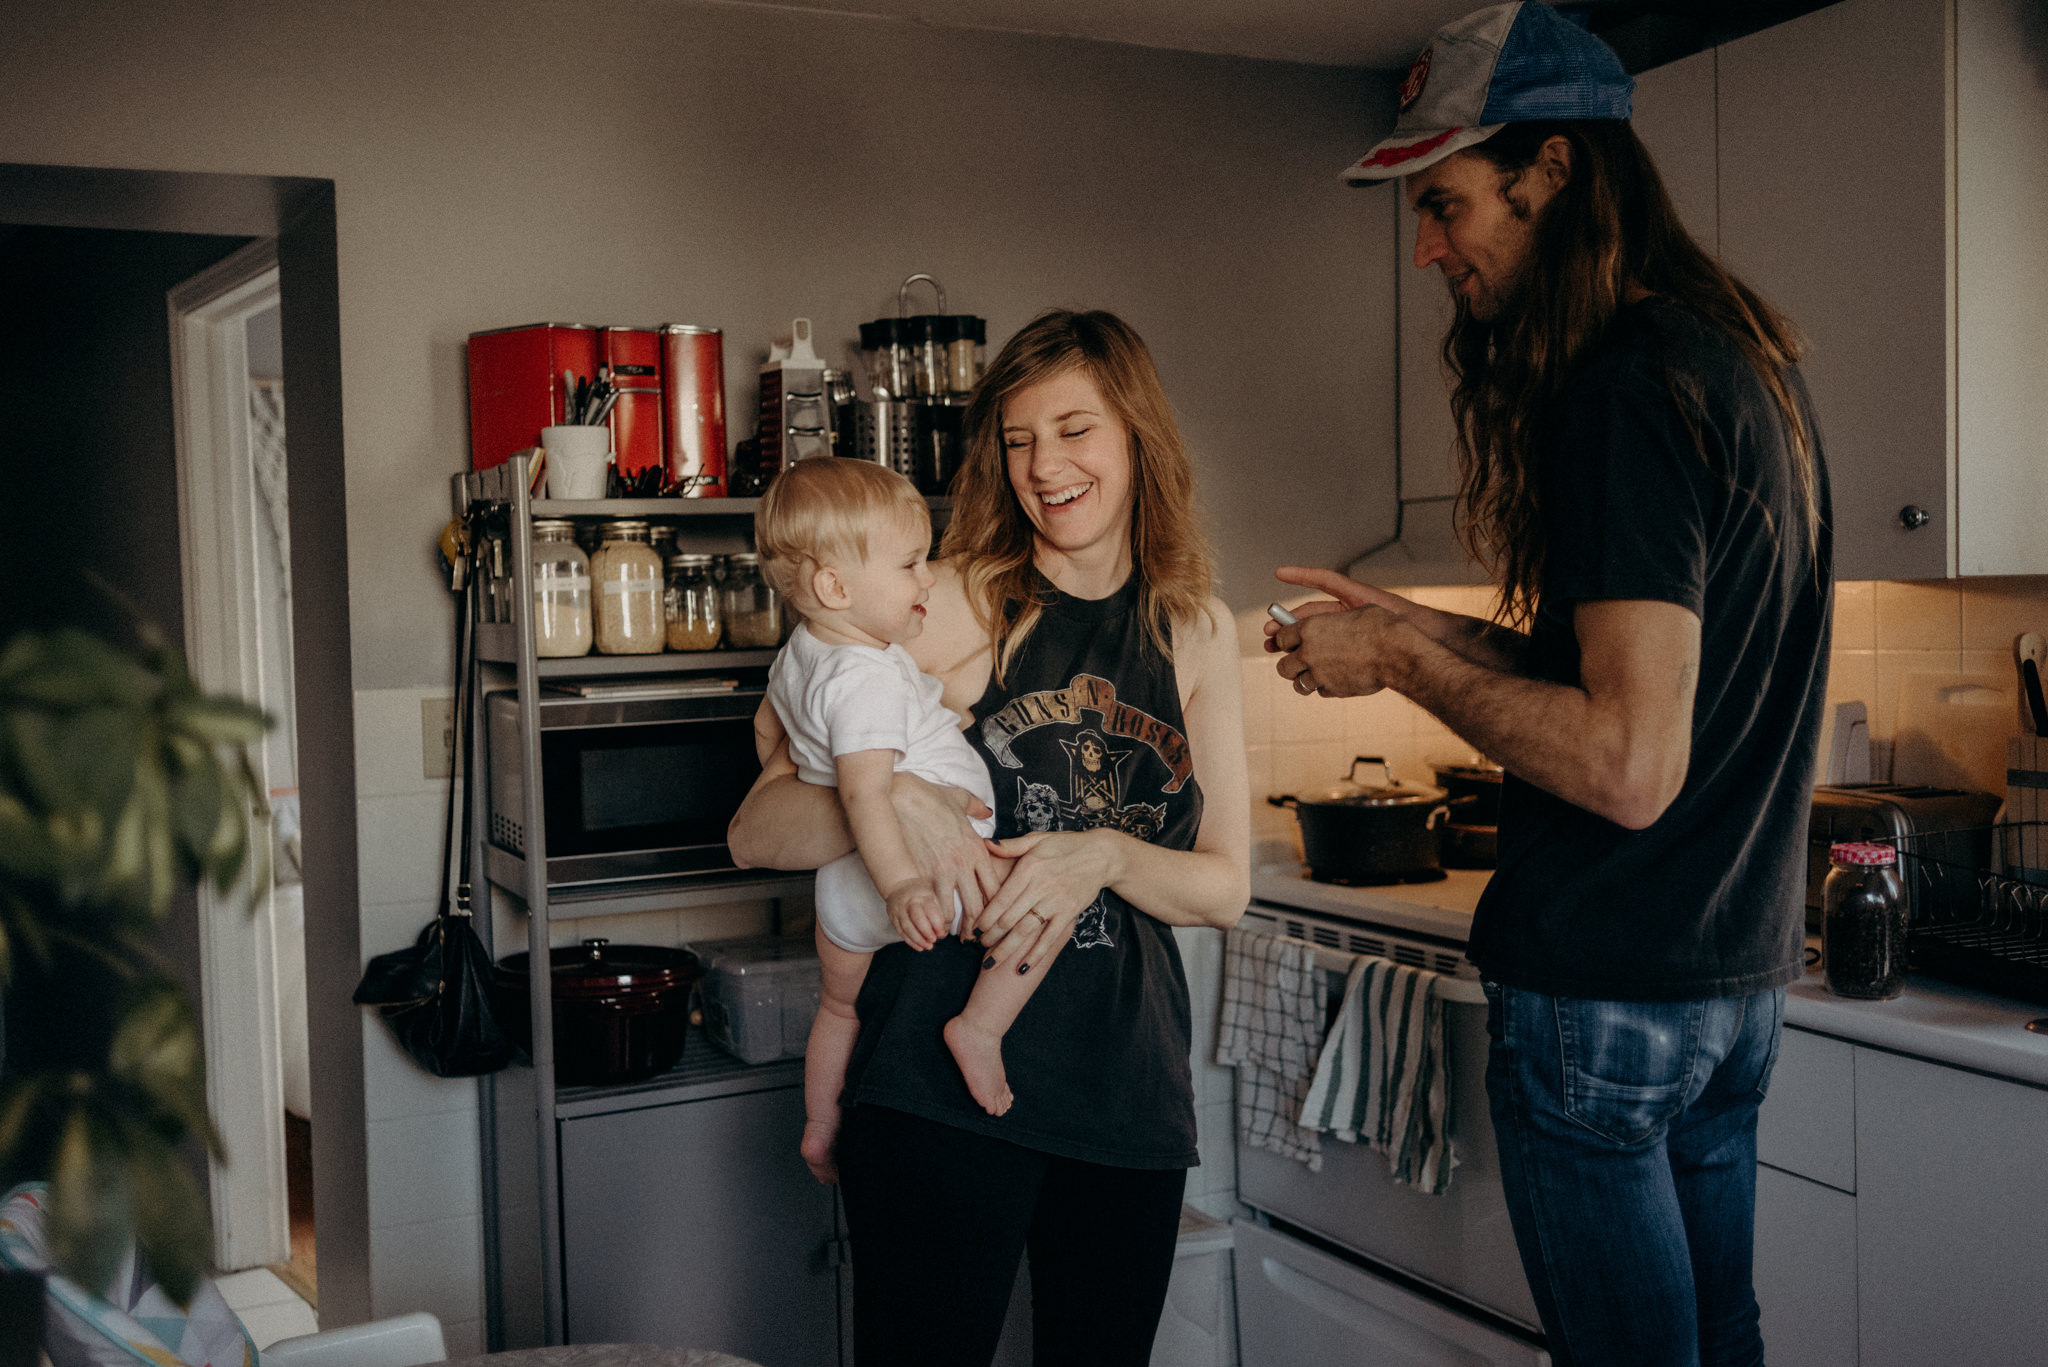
[1757,1026,1855,1192]
[1233,1219,1549,1367]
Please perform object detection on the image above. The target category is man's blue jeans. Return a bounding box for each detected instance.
[1483,982,1786,1367]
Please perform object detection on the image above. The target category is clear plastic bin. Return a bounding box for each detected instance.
[696,934,821,1065]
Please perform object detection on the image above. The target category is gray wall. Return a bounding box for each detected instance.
[0,0,1397,693]
[0,0,1399,1336]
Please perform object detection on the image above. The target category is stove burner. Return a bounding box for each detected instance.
[1309,866,1450,888]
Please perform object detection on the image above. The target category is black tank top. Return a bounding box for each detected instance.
[842,573,1203,1168]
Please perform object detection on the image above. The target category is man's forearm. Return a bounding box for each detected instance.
[1404,604,1534,676]
[1380,628,1672,830]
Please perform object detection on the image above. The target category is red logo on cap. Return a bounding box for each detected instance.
[1398,46,1433,111]
[1357,127,1461,172]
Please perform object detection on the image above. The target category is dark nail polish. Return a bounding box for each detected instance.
[983,955,996,970]
[1017,962,1030,975]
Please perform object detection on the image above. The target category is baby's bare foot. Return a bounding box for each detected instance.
[944,1015,1014,1116]
[801,1117,841,1185]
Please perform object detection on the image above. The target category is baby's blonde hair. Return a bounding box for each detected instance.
[754,458,930,604]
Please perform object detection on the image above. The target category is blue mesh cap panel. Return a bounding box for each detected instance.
[1479,2,1633,122]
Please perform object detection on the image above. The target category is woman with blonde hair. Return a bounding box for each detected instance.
[730,308,1249,1366]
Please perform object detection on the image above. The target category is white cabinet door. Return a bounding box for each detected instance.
[1629,49,1718,255]
[1717,0,1950,581]
[1853,1047,2048,1367]
[1753,1163,1857,1367]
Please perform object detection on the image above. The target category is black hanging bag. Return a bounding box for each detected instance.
[353,570,518,1077]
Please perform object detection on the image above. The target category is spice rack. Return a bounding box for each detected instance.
[457,456,946,1350]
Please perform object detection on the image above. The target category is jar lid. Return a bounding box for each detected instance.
[532,519,578,539]
[598,520,651,539]
[667,553,716,569]
[948,315,986,345]
[907,314,952,343]
[1830,841,1898,866]
[726,551,760,565]
[860,319,899,349]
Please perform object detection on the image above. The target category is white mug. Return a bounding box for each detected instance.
[542,425,612,500]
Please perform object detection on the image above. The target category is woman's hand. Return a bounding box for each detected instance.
[889,773,1004,925]
[974,830,1120,973]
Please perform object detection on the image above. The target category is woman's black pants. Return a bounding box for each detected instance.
[836,1103,1188,1367]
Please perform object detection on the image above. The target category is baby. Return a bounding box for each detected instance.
[755,458,1058,1183]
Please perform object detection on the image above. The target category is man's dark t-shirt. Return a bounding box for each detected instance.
[1467,298,1833,1002]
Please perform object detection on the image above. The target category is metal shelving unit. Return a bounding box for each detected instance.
[458,456,825,1349]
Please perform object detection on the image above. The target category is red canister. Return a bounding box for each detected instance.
[466,323,601,470]
[603,327,665,495]
[660,325,727,497]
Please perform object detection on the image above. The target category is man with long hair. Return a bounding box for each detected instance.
[1269,6,1832,1364]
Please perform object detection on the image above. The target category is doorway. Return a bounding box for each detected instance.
[169,243,316,1309]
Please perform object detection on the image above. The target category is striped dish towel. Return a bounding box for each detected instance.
[1299,955,1456,1194]
[1216,927,1329,1170]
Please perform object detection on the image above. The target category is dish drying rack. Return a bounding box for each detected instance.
[1889,823,2048,1009]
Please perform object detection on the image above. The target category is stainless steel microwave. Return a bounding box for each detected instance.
[486,684,765,888]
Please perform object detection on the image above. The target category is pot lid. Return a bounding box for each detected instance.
[496,938,703,997]
[1432,758,1504,782]
[1298,756,1449,807]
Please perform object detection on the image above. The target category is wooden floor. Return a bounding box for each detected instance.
[268,1111,317,1308]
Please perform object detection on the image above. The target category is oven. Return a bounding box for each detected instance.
[486,684,764,888]
[1232,898,1549,1367]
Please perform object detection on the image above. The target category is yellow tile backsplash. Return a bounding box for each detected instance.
[1240,576,2048,831]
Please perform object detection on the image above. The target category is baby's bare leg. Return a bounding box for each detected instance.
[943,930,1069,1116]
[803,928,870,1185]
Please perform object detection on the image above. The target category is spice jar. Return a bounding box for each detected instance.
[945,316,985,395]
[1823,841,1909,999]
[530,519,593,657]
[590,520,666,655]
[721,552,784,649]
[664,553,722,652]
[907,315,947,399]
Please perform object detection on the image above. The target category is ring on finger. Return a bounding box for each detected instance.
[1294,672,1315,694]
[1024,909,1047,927]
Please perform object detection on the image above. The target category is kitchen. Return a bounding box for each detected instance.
[2,0,2045,1364]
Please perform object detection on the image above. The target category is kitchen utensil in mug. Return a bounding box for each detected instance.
[2015,633,2048,735]
[543,424,611,500]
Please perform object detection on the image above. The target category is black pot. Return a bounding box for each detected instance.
[1269,757,1470,886]
[1432,759,1504,827]
[1441,821,1498,870]
[494,938,704,1087]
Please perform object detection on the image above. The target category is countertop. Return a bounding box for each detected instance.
[1249,861,2048,1090]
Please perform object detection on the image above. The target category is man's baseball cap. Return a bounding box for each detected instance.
[1342,2,1634,185]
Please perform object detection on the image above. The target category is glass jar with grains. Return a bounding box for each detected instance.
[590,520,665,654]
[530,519,592,657]
[664,553,722,651]
[721,552,784,649]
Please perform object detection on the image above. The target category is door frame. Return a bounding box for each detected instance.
[168,237,292,1272]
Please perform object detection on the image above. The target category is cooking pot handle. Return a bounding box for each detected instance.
[1347,756,1396,786]
[1426,805,1452,830]
[1266,795,1300,810]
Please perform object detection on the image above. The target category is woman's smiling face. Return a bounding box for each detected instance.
[1002,367,1135,567]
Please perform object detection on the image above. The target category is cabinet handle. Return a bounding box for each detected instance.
[1898,505,1932,530]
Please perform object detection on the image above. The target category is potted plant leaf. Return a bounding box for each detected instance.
[0,625,269,1352]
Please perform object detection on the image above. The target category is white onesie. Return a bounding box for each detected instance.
[766,623,998,954]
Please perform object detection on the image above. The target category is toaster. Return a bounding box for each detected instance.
[1804,783,2003,930]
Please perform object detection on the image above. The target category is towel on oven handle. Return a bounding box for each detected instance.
[1300,955,1456,1194]
[1216,928,1328,1170]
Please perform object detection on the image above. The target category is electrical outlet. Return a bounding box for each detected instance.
[422,696,455,780]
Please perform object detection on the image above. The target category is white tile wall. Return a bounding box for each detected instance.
[367,1211,486,1331]
[366,1110,486,1229]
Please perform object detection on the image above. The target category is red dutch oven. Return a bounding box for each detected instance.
[494,938,703,1086]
